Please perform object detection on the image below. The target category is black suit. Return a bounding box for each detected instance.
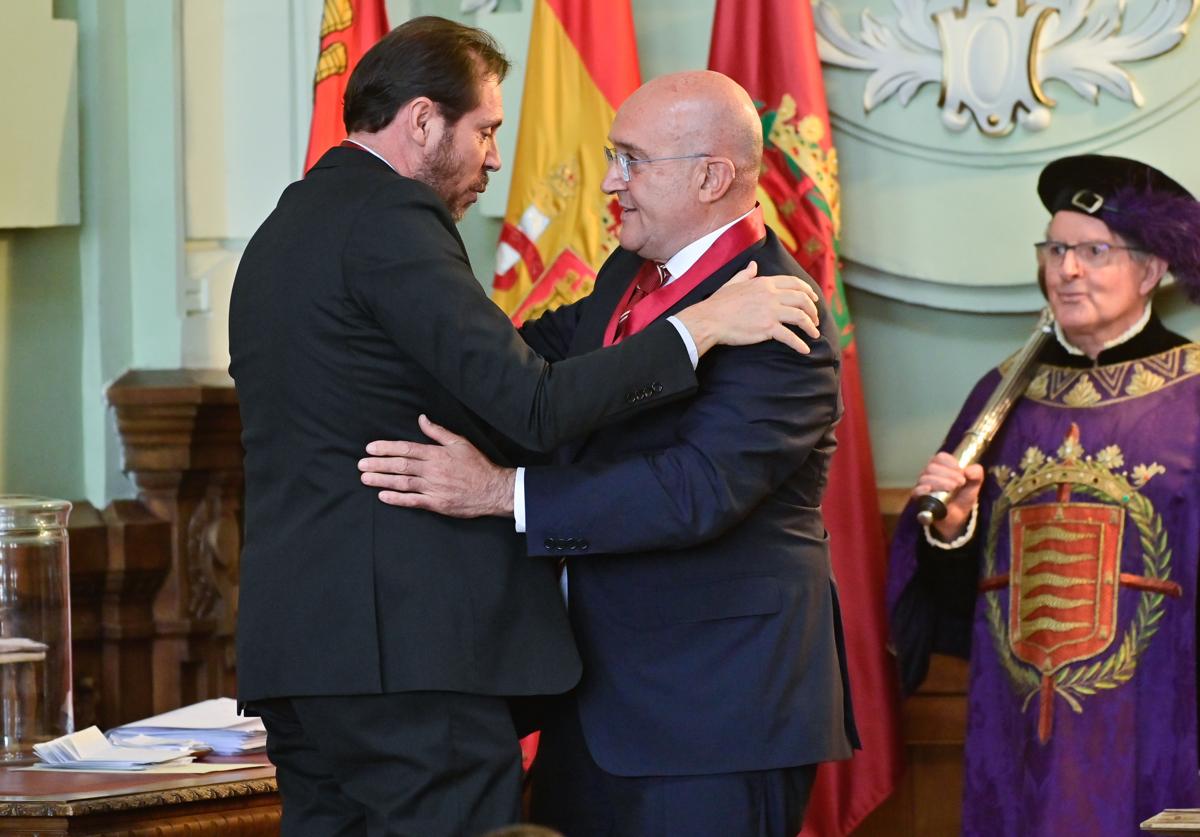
[228,147,698,835]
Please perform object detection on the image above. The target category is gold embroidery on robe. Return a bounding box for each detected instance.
[1064,378,1101,408]
[1002,344,1200,409]
[1126,364,1166,397]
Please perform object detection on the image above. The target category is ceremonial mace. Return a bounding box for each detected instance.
[915,308,1056,526]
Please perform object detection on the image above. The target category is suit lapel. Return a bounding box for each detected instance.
[571,249,643,352]
[555,250,643,464]
[660,235,771,321]
[572,233,776,354]
[573,232,777,350]
[555,232,779,463]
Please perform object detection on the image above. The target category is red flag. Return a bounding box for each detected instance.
[710,3,903,834]
[304,0,390,174]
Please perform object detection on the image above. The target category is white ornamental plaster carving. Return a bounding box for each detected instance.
[815,0,1198,136]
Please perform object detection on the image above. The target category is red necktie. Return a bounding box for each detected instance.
[614,263,669,342]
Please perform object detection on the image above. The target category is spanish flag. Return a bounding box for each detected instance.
[709,2,903,834]
[304,0,389,174]
[491,0,641,324]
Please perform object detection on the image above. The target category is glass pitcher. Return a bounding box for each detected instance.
[0,496,73,761]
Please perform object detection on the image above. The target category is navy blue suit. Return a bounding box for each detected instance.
[519,230,859,833]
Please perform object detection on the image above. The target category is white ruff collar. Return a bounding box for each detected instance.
[1054,304,1152,356]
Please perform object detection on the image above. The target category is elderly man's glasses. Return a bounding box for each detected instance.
[1034,240,1144,269]
[604,146,709,182]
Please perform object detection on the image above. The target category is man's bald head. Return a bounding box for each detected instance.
[605,71,764,260]
[622,71,762,202]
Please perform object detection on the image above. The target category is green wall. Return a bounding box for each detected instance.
[3,0,1198,507]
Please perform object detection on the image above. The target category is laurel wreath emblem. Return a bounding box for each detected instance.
[982,440,1172,715]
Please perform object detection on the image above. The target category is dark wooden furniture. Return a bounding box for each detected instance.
[851,489,968,837]
[65,371,244,732]
[853,654,968,836]
[0,756,278,835]
[106,370,244,716]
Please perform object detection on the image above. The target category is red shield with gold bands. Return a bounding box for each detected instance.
[1009,503,1123,673]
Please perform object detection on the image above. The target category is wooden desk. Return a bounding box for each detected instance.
[0,755,279,835]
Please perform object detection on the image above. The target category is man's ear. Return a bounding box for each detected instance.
[697,157,736,204]
[1138,254,1169,297]
[399,97,439,148]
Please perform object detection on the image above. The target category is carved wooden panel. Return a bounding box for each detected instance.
[105,370,244,715]
[66,502,171,730]
[99,502,172,729]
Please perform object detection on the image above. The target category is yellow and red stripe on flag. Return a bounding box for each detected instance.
[304,0,389,174]
[710,2,903,835]
[491,0,641,324]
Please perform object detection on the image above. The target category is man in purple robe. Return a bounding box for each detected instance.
[888,155,1200,835]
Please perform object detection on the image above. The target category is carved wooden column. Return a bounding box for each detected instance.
[100,501,173,726]
[69,501,173,728]
[106,370,244,714]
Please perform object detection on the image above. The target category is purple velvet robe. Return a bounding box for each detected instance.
[888,331,1200,836]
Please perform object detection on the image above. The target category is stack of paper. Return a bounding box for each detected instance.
[0,637,48,663]
[33,726,194,770]
[109,698,267,756]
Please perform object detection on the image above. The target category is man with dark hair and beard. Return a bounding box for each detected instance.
[229,15,822,837]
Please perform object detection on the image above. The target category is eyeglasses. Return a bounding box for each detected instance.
[1033,240,1144,269]
[603,146,709,182]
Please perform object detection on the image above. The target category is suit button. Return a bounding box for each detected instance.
[625,392,636,403]
[579,540,589,551]
[652,382,663,393]
[544,538,555,550]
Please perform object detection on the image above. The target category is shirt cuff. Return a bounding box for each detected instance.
[667,316,700,369]
[922,502,979,550]
[514,467,526,533]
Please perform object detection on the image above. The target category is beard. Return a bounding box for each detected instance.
[416,130,489,222]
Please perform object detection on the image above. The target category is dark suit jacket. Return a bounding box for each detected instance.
[229,147,698,702]
[520,230,860,776]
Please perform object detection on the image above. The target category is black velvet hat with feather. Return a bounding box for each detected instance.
[1038,154,1200,302]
